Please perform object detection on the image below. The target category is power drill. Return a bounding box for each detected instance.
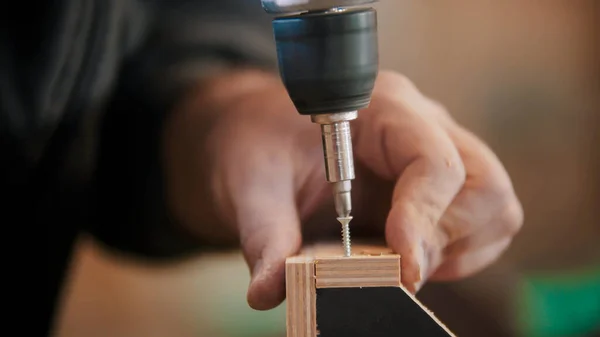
[261,0,379,256]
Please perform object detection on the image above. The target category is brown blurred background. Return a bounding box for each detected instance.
[54,1,599,337]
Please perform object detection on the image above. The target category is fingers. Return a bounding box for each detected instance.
[222,144,303,310]
[436,125,523,268]
[430,237,512,281]
[236,186,302,310]
[355,71,523,291]
[354,73,467,292]
[386,204,447,293]
[385,149,466,293]
[441,199,523,260]
[211,98,307,311]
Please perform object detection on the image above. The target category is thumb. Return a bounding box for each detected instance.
[232,174,302,310]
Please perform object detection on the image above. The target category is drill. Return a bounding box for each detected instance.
[261,0,379,256]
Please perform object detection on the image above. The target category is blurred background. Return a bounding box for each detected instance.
[54,1,599,337]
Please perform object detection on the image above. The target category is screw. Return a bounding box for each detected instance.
[337,216,352,257]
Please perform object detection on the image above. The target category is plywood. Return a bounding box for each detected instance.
[285,243,455,337]
[286,256,317,337]
[315,255,401,288]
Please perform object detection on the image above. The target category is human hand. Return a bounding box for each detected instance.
[163,69,524,310]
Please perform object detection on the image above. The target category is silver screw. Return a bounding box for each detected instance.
[338,216,352,257]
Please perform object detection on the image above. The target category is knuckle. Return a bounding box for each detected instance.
[449,154,467,185]
[388,72,416,91]
[476,160,524,236]
[498,198,524,237]
[425,146,467,188]
[468,155,523,237]
[376,71,418,97]
[439,214,470,245]
[426,99,455,124]
[483,163,515,197]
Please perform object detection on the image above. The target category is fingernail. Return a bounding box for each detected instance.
[247,260,263,309]
[413,244,428,292]
[251,259,263,284]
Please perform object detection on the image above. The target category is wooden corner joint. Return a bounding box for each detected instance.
[285,243,455,337]
[285,244,401,337]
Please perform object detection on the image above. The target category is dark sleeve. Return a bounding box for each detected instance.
[89,0,278,260]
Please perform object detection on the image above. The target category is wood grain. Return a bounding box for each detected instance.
[315,255,401,288]
[285,243,456,337]
[285,256,316,337]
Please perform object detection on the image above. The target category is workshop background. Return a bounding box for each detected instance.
[54,1,600,337]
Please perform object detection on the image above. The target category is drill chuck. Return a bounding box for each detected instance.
[272,7,378,115]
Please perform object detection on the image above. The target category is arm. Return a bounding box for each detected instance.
[89,0,277,260]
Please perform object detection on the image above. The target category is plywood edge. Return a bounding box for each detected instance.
[286,243,455,337]
[315,255,401,288]
[285,256,317,337]
[299,242,394,258]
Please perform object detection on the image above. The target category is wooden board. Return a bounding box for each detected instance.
[286,243,455,337]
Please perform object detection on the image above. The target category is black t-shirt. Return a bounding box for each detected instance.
[0,1,276,334]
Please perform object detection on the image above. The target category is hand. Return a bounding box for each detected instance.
[163,69,524,310]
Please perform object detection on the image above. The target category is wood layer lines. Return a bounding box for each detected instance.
[285,244,455,337]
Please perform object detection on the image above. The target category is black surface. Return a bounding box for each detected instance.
[316,287,452,337]
[272,7,379,115]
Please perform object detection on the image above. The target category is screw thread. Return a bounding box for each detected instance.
[342,222,351,257]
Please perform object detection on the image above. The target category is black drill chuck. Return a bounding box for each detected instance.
[272,8,379,115]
